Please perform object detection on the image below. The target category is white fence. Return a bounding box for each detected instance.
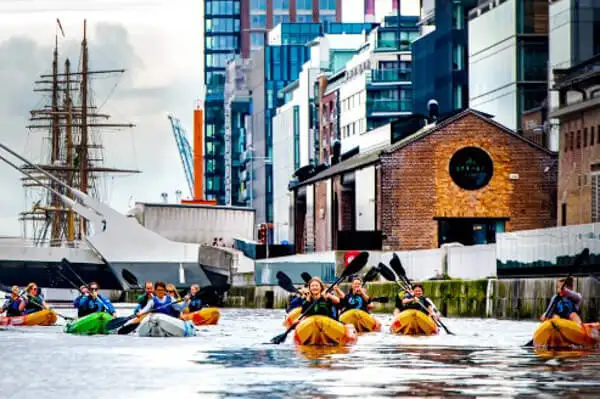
[447,244,496,279]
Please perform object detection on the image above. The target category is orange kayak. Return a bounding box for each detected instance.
[533,319,600,348]
[181,307,220,326]
[0,309,57,327]
[284,307,302,328]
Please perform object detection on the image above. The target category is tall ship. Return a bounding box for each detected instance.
[0,20,227,294]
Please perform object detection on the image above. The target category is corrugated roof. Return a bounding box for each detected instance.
[290,149,382,190]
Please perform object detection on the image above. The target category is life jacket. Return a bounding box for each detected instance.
[152,295,180,318]
[137,293,152,308]
[78,296,110,318]
[188,294,204,312]
[301,297,335,319]
[342,292,368,313]
[24,295,44,314]
[5,297,23,317]
[287,296,303,313]
[554,296,577,319]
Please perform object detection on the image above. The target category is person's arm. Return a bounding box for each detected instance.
[359,288,369,302]
[324,292,340,305]
[562,288,582,305]
[402,296,415,305]
[171,299,189,312]
[137,300,153,315]
[101,296,117,316]
[333,286,345,300]
[18,299,26,312]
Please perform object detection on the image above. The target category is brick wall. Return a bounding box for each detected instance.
[558,108,600,225]
[380,112,557,250]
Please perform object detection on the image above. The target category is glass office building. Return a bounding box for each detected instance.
[202,0,342,203]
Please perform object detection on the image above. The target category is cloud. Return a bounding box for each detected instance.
[0,21,191,236]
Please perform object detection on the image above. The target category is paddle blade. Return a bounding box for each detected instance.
[276,271,298,294]
[342,252,369,278]
[270,329,290,344]
[363,266,380,283]
[105,315,134,331]
[117,321,140,335]
[301,272,312,284]
[389,253,407,279]
[378,263,398,282]
[522,339,534,348]
[121,268,139,288]
[370,296,389,303]
[572,248,590,269]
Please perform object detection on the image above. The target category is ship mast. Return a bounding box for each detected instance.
[20,19,140,246]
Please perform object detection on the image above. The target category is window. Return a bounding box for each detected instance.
[577,130,581,149]
[273,14,290,26]
[250,32,264,48]
[320,14,336,23]
[273,0,289,8]
[593,126,597,145]
[296,0,312,10]
[296,14,313,23]
[452,3,464,30]
[570,132,574,150]
[598,125,600,144]
[319,0,336,10]
[250,14,266,28]
[593,174,600,223]
[250,0,266,10]
[564,132,569,152]
[518,39,548,81]
[584,127,589,147]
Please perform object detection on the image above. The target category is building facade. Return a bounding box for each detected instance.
[468,0,548,132]
[551,55,600,226]
[412,0,478,117]
[290,109,557,252]
[202,0,343,204]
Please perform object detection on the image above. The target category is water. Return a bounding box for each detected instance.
[2,307,600,398]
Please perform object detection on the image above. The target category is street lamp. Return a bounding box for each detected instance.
[245,144,272,209]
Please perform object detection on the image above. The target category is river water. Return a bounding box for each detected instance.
[1,307,600,398]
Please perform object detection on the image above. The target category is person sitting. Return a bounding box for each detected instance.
[137,281,189,319]
[541,277,583,324]
[167,284,181,301]
[132,281,154,315]
[23,283,48,314]
[185,284,207,313]
[77,282,117,318]
[1,286,26,317]
[73,285,89,317]
[393,284,439,321]
[294,277,340,321]
[334,275,370,314]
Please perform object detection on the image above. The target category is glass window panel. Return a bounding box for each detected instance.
[319,0,336,10]
[320,14,336,23]
[250,14,266,28]
[251,32,264,48]
[273,0,289,9]
[296,14,313,23]
[296,0,312,11]
[250,0,266,11]
[273,14,290,25]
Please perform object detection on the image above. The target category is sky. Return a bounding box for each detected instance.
[0,0,420,238]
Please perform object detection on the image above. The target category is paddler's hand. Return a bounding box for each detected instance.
[112,312,117,317]
[184,295,191,301]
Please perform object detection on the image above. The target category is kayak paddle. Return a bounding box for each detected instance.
[369,296,389,303]
[268,251,369,345]
[59,258,114,313]
[363,266,381,283]
[379,262,455,335]
[106,295,188,331]
[0,281,75,322]
[276,271,300,294]
[301,272,312,285]
[523,247,590,347]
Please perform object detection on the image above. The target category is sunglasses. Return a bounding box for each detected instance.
[90,287,99,291]
[167,290,176,294]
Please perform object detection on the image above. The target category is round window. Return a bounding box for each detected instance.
[449,147,494,190]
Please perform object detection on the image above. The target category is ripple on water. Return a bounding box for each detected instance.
[1,308,600,398]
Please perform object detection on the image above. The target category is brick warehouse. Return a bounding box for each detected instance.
[290,109,558,252]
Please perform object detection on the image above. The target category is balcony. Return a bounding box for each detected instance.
[367,99,412,114]
[367,68,412,84]
[374,39,412,52]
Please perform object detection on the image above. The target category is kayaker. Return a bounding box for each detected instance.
[186,284,206,313]
[167,284,181,300]
[73,285,90,317]
[334,276,370,314]
[294,277,340,321]
[394,284,439,321]
[1,285,26,316]
[540,277,583,324]
[23,283,48,314]
[137,281,189,318]
[77,282,117,318]
[133,281,154,315]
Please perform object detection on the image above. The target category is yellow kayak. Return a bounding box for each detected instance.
[182,307,220,326]
[293,315,357,346]
[533,319,600,348]
[339,309,381,333]
[390,309,439,336]
[284,307,302,328]
[0,309,57,327]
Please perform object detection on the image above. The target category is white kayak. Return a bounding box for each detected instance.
[137,313,196,337]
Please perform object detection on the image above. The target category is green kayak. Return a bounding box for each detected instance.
[65,312,114,335]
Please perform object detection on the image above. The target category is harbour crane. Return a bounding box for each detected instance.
[168,114,194,198]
